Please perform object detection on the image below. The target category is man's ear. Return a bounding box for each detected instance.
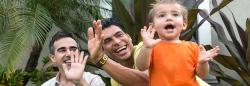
[50,54,56,63]
[126,34,132,42]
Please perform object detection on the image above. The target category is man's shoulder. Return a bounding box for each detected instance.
[84,72,106,86]
[133,42,143,58]
[84,72,100,78]
[41,77,57,86]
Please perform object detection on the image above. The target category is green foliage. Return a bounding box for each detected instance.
[112,0,154,44]
[197,0,250,85]
[207,17,250,85]
[0,0,53,69]
[0,65,26,86]
[28,56,56,85]
[0,0,110,85]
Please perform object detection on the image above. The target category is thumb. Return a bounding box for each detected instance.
[62,64,68,72]
[155,39,161,44]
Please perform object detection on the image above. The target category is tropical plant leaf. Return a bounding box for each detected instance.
[209,61,243,86]
[192,0,204,8]
[219,11,246,61]
[210,0,233,15]
[186,8,200,30]
[201,11,248,72]
[218,77,243,86]
[134,0,154,28]
[229,10,248,51]
[209,61,226,77]
[246,18,250,70]
[214,55,239,70]
[181,9,207,40]
[0,32,25,70]
[23,4,53,47]
[112,0,137,43]
[0,0,28,70]
[205,45,239,70]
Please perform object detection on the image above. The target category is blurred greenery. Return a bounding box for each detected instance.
[1,0,249,86]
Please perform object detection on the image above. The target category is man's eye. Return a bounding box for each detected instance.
[70,47,78,51]
[116,33,124,38]
[104,39,111,44]
[58,49,66,52]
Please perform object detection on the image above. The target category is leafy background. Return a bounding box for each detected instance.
[0,0,250,86]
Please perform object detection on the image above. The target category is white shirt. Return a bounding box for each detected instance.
[41,72,105,86]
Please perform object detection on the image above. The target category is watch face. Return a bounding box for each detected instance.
[100,56,108,64]
[96,55,108,67]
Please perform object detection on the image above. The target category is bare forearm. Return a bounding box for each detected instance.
[103,59,148,86]
[136,46,151,71]
[196,62,209,78]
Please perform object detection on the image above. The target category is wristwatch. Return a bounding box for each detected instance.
[96,54,108,68]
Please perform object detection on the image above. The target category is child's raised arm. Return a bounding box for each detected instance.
[196,45,220,78]
[136,25,161,71]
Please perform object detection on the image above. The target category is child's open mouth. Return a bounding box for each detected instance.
[164,24,175,33]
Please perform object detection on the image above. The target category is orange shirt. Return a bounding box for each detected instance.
[149,41,199,86]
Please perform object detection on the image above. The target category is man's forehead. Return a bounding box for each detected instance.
[102,25,125,38]
[54,37,78,48]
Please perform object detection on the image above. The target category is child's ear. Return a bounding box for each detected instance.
[148,22,154,28]
[182,20,188,30]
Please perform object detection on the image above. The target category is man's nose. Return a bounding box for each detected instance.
[65,49,72,56]
[113,38,121,44]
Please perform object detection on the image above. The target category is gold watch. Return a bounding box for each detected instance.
[96,54,108,68]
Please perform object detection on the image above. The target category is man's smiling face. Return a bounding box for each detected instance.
[50,37,79,70]
[102,25,133,62]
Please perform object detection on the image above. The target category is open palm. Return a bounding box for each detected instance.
[198,45,220,64]
[87,20,104,63]
[62,52,88,81]
[140,25,161,48]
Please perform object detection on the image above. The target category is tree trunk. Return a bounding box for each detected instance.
[23,43,42,85]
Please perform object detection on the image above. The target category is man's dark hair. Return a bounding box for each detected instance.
[49,31,78,54]
[101,17,124,30]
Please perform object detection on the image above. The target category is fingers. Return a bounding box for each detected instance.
[88,27,94,40]
[96,20,103,39]
[79,51,84,63]
[140,26,147,38]
[199,45,206,51]
[62,64,68,72]
[140,25,155,39]
[71,54,74,63]
[93,20,102,39]
[149,26,156,38]
[209,46,220,57]
[82,55,88,65]
[78,51,88,65]
[89,20,103,40]
[211,46,220,53]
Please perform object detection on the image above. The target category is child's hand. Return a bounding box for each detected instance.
[140,25,161,48]
[198,45,220,64]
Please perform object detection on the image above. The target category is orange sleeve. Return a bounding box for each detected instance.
[192,42,200,68]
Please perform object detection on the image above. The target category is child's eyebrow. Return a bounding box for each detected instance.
[171,10,181,13]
